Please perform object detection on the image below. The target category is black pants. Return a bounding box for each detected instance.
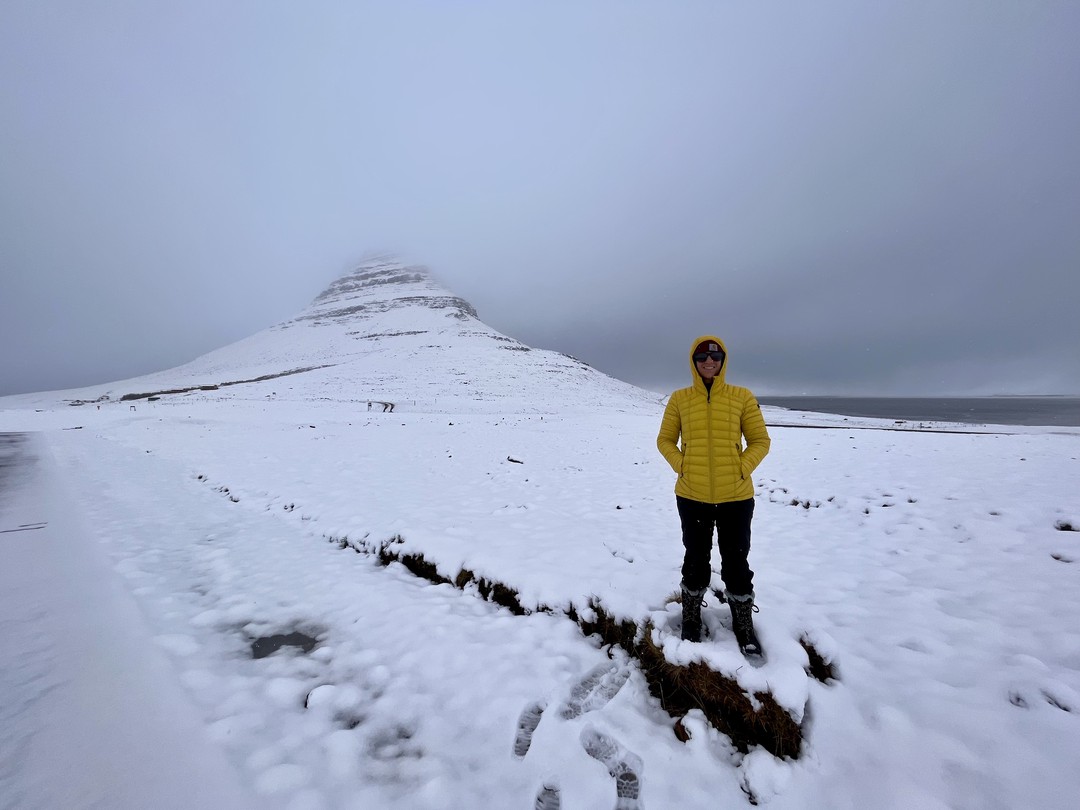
[677,496,755,596]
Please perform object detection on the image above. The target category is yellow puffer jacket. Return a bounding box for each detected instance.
[657,335,771,503]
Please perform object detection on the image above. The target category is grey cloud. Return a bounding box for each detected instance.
[2,1,1078,396]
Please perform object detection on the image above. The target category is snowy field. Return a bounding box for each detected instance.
[3,396,1079,810]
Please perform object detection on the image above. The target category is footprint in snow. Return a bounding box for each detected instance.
[513,701,546,758]
[580,725,643,810]
[533,782,561,810]
[560,663,630,720]
[1008,682,1077,713]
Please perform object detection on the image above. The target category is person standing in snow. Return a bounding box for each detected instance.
[656,336,771,654]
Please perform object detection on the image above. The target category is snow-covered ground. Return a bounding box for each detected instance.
[3,396,1078,810]
[3,260,1079,808]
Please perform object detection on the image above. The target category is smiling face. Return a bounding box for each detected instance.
[694,351,723,381]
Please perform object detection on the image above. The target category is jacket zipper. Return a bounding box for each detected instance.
[705,387,715,502]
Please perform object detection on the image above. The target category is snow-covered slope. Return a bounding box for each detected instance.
[3,257,657,414]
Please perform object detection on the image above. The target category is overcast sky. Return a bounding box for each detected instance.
[3,1,1079,398]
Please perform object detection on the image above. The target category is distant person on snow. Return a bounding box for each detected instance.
[656,335,771,655]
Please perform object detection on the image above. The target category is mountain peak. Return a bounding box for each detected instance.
[314,255,430,299]
[300,257,478,326]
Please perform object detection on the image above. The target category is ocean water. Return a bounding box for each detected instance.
[758,397,1080,427]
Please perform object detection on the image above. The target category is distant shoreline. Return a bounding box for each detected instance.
[757,396,1080,427]
[761,394,1077,399]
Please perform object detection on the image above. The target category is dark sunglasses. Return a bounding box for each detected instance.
[693,351,725,363]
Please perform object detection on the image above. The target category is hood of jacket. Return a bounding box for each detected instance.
[688,334,728,393]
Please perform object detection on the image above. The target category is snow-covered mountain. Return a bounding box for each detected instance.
[4,257,657,413]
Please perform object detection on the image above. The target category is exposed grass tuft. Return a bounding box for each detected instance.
[399,553,451,585]
[374,539,453,587]
[375,535,407,567]
[454,568,529,615]
[637,627,802,758]
[454,567,476,589]
[575,597,639,652]
[477,578,528,615]
[799,635,839,684]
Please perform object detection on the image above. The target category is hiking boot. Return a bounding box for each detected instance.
[727,591,762,657]
[680,584,706,642]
